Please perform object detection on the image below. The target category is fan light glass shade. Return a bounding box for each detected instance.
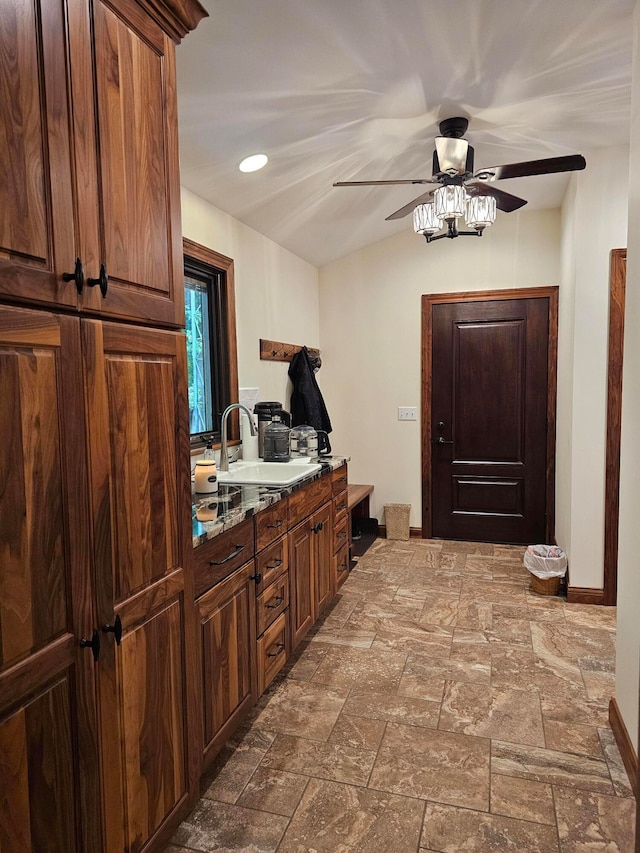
[413,203,442,235]
[433,184,466,220]
[466,195,497,229]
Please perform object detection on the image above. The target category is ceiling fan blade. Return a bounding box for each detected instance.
[435,137,469,175]
[474,154,586,182]
[385,189,437,221]
[466,182,528,213]
[333,179,436,187]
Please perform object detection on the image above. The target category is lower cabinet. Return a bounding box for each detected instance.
[288,501,334,651]
[196,561,257,765]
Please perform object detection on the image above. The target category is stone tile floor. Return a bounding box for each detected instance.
[166,538,635,852]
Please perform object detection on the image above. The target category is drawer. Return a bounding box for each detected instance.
[257,611,288,695]
[334,543,350,591]
[288,474,332,527]
[331,464,348,496]
[194,518,256,598]
[256,571,289,636]
[255,499,288,552]
[333,515,349,554]
[333,492,348,523]
[255,536,288,594]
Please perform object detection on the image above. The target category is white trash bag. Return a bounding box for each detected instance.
[523,544,567,580]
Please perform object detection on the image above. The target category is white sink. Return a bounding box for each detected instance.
[217,459,321,487]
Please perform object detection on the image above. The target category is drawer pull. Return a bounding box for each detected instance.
[210,544,245,566]
[266,558,283,570]
[337,531,348,539]
[337,502,347,512]
[267,642,285,658]
[266,595,284,609]
[337,476,347,484]
[267,519,284,529]
[338,562,348,573]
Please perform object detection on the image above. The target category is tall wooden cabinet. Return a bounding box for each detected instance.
[0,0,195,327]
[0,0,206,850]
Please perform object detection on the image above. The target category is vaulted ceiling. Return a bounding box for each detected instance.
[176,0,634,267]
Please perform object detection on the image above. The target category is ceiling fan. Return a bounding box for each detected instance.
[333,117,586,242]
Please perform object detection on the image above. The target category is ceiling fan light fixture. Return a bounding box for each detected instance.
[433,185,466,221]
[466,195,497,230]
[413,203,443,236]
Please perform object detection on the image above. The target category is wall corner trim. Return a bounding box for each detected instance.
[608,698,638,797]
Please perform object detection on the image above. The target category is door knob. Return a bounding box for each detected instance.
[87,264,108,297]
[62,257,85,294]
[80,629,100,662]
[102,614,123,646]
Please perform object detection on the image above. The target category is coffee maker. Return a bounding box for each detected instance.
[254,401,291,458]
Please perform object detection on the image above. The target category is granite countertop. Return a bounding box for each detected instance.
[192,457,349,548]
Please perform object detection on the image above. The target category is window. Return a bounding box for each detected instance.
[183,239,238,445]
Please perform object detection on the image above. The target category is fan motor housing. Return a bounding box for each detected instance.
[433,145,475,180]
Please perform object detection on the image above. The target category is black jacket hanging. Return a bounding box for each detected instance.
[288,346,332,453]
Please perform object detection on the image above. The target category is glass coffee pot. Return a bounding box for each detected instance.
[263,415,291,462]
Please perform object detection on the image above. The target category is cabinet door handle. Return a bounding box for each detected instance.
[210,544,245,566]
[266,595,284,609]
[267,642,285,658]
[102,614,122,646]
[266,558,283,570]
[250,571,263,583]
[267,519,283,529]
[80,629,100,661]
[62,257,85,294]
[87,264,108,297]
[311,521,324,534]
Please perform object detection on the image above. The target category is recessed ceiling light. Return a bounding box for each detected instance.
[239,154,268,173]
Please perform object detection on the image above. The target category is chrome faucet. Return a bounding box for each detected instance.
[219,404,257,471]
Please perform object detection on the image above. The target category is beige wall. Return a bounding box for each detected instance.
[181,187,320,405]
[554,147,629,590]
[318,208,562,528]
[615,0,640,752]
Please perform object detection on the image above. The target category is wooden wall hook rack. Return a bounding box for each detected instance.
[260,338,320,363]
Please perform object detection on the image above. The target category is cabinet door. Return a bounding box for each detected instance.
[0,307,100,852]
[197,562,257,765]
[288,521,314,650]
[70,0,184,327]
[82,320,196,852]
[0,0,79,308]
[313,503,333,614]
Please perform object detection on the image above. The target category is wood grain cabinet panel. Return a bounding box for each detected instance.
[314,503,333,615]
[256,571,289,637]
[0,0,187,326]
[197,562,257,764]
[255,500,288,551]
[334,544,350,593]
[0,306,100,852]
[0,0,78,308]
[82,319,196,852]
[257,612,288,695]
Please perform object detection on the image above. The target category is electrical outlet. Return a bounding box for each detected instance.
[398,407,418,421]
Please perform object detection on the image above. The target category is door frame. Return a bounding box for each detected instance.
[603,249,627,606]
[421,286,559,541]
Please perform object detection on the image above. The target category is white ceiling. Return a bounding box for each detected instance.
[176,0,634,268]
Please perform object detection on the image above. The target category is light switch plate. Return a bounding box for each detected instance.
[398,407,417,421]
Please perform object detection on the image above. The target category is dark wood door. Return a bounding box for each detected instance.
[313,503,333,615]
[0,306,100,852]
[288,521,314,650]
[431,297,549,544]
[197,562,257,765]
[0,0,79,309]
[82,320,195,852]
[69,0,184,327]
